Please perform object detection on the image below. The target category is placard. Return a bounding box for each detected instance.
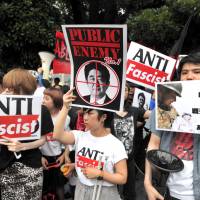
[0,95,42,141]
[127,41,176,90]
[156,80,200,134]
[62,25,127,112]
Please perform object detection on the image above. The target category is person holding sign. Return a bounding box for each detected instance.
[53,89,127,200]
[144,52,200,200]
[0,68,53,200]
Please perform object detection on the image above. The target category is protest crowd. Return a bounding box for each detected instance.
[0,24,200,200]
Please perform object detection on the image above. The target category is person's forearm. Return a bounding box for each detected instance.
[53,106,70,142]
[64,145,71,163]
[144,134,160,187]
[100,170,127,185]
[22,136,46,151]
[144,158,153,186]
[144,110,151,119]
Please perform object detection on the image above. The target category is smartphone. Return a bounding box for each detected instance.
[47,161,60,169]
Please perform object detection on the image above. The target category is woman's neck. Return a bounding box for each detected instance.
[50,108,59,117]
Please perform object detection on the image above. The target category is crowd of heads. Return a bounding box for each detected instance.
[0,52,200,120]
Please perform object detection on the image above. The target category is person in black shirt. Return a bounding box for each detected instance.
[0,68,53,200]
[111,83,150,200]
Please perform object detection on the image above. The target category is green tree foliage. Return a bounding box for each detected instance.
[0,0,69,70]
[0,0,136,71]
[1,0,200,71]
[127,0,200,54]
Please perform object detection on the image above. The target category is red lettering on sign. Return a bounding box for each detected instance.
[0,115,39,138]
[126,59,167,87]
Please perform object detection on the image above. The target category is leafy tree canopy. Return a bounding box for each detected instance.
[0,0,70,70]
[0,0,200,71]
[127,0,200,54]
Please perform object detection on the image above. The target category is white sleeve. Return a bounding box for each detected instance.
[113,140,128,164]
[71,130,85,145]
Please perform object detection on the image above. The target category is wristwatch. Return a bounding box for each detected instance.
[97,170,104,180]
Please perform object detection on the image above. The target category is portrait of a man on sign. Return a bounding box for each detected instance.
[132,88,151,110]
[76,60,119,106]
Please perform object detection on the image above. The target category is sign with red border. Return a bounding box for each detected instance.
[0,95,42,141]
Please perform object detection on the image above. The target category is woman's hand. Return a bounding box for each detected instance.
[63,88,76,109]
[61,163,75,177]
[0,136,26,152]
[65,155,71,163]
[144,182,164,200]
[41,157,49,170]
[81,167,101,179]
[56,154,65,166]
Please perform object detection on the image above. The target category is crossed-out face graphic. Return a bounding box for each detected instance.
[75,60,120,106]
[87,68,108,99]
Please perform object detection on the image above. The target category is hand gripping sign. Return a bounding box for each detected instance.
[0,95,42,141]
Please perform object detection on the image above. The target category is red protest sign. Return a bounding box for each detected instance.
[0,115,39,138]
[126,59,167,88]
[53,31,71,74]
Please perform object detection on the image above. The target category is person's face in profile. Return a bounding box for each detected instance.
[138,95,145,108]
[87,69,108,98]
[162,91,177,106]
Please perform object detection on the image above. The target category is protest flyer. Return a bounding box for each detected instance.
[132,88,152,110]
[126,41,176,90]
[0,95,42,141]
[53,31,71,74]
[62,25,127,112]
[155,80,200,134]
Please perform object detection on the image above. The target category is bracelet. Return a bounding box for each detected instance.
[97,170,104,180]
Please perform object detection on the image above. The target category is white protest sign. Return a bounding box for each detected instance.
[156,80,200,134]
[0,95,42,141]
[126,41,176,90]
